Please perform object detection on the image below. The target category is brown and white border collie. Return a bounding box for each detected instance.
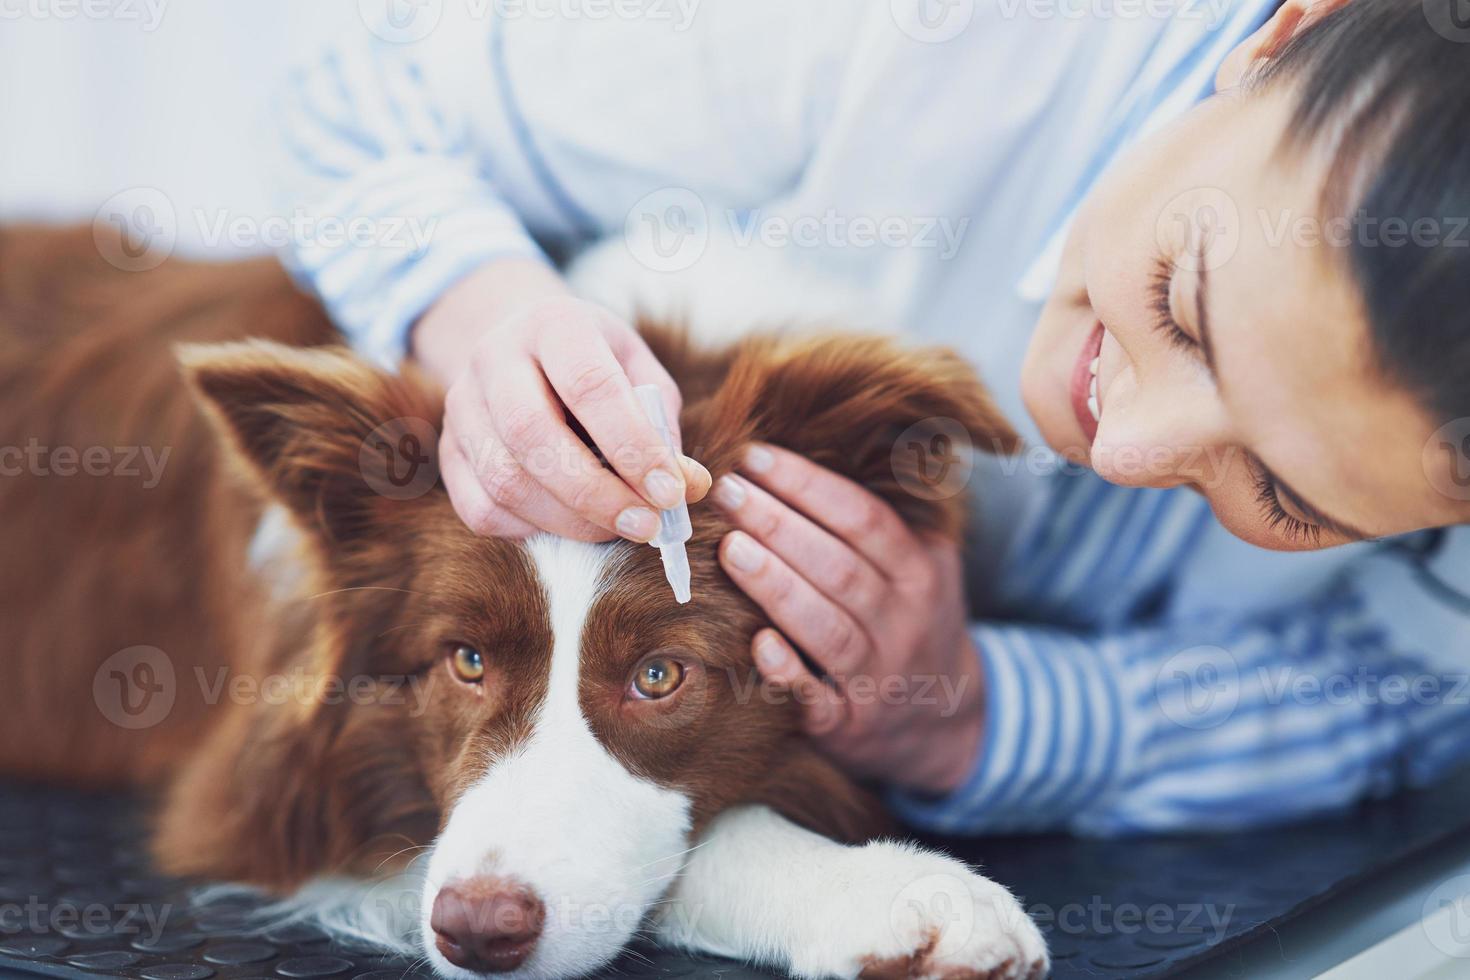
[0,226,1047,980]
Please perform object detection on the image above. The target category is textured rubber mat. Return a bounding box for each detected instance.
[2,771,1469,979]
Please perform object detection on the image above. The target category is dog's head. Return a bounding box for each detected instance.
[158,328,1015,978]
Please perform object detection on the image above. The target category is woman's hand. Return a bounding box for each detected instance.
[711,443,986,795]
[414,258,710,541]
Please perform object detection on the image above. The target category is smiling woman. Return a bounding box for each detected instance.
[1022,0,1470,550]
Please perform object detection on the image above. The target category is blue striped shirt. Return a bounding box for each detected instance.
[891,467,1470,835]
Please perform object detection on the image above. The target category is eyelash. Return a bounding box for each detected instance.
[1250,463,1323,546]
[1148,258,1195,351]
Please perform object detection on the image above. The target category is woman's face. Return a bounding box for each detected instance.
[1021,81,1469,551]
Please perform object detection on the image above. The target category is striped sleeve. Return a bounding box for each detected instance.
[890,541,1470,836]
[278,36,545,368]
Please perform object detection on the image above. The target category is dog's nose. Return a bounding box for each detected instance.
[431,877,545,973]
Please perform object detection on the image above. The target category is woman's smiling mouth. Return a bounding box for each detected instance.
[1070,322,1105,443]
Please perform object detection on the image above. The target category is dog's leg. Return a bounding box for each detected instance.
[654,805,1048,980]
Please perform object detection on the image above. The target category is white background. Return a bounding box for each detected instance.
[0,0,358,255]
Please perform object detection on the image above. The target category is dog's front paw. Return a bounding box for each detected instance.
[790,841,1048,980]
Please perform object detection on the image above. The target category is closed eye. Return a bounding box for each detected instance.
[1250,460,1323,547]
[1148,257,1196,352]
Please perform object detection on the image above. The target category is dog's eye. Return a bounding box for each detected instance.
[631,657,685,700]
[447,644,485,684]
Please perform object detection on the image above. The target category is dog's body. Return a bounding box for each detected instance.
[0,226,1046,979]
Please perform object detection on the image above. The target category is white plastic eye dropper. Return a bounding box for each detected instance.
[633,384,692,603]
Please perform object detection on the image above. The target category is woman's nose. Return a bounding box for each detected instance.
[1090,369,1234,489]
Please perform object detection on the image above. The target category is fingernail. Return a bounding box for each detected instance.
[616,507,659,541]
[724,531,765,573]
[644,468,683,509]
[743,444,774,474]
[711,474,746,511]
[685,456,713,489]
[755,634,785,670]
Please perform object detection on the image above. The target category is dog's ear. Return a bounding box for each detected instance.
[157,343,444,888]
[677,332,1018,539]
[178,340,444,548]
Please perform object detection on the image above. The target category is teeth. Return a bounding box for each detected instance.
[1087,355,1102,422]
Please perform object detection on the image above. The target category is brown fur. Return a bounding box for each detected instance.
[0,225,1015,895]
[0,225,337,787]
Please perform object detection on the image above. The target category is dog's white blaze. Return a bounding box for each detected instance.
[421,536,693,980]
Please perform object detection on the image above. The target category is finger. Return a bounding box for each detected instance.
[712,473,886,621]
[719,530,873,677]
[478,367,661,542]
[450,382,620,541]
[439,435,537,538]
[452,417,613,541]
[535,330,686,511]
[612,328,685,447]
[681,455,712,504]
[739,443,921,578]
[751,628,846,738]
[476,466,614,542]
